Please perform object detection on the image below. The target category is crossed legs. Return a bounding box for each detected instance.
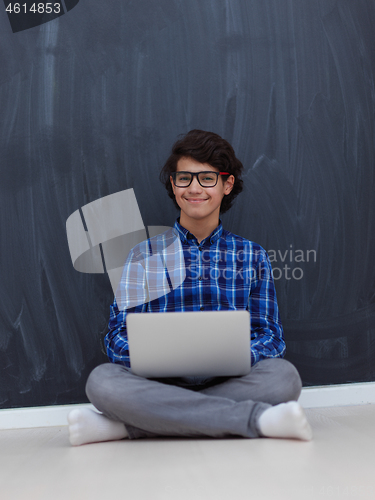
[68,358,312,445]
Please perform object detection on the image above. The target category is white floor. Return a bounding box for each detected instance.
[1,404,375,500]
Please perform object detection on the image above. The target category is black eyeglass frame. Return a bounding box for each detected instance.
[171,171,231,188]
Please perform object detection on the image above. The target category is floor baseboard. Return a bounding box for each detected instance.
[1,382,375,430]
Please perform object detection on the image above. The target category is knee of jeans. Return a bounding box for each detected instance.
[278,359,302,401]
[85,363,114,407]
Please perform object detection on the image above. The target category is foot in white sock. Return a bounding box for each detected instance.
[67,408,128,446]
[257,401,313,441]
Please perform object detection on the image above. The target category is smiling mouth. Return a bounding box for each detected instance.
[184,198,208,203]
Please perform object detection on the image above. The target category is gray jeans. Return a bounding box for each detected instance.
[86,358,302,439]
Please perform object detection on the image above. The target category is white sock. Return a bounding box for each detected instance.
[257,401,313,441]
[67,408,128,446]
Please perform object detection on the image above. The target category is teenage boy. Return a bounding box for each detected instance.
[68,130,312,445]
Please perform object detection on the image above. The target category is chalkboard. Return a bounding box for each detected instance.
[0,0,374,409]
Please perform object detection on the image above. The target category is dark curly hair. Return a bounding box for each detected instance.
[159,129,244,214]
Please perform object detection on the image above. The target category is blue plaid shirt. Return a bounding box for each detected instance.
[105,219,285,368]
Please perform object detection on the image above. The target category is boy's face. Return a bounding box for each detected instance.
[170,157,234,226]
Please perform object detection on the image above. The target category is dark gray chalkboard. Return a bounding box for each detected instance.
[0,0,374,409]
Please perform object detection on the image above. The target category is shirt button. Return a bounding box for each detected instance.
[199,247,203,251]
[200,306,204,311]
[198,276,203,281]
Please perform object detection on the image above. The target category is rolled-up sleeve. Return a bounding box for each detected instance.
[105,250,148,367]
[248,251,286,366]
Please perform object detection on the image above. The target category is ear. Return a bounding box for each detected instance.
[224,175,235,195]
[170,175,176,196]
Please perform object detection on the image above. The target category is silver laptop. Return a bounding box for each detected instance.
[126,310,251,378]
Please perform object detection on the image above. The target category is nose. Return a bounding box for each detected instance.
[188,175,203,192]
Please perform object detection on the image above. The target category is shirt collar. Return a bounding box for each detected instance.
[173,218,223,245]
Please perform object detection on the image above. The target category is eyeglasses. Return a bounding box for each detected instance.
[171,171,230,188]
